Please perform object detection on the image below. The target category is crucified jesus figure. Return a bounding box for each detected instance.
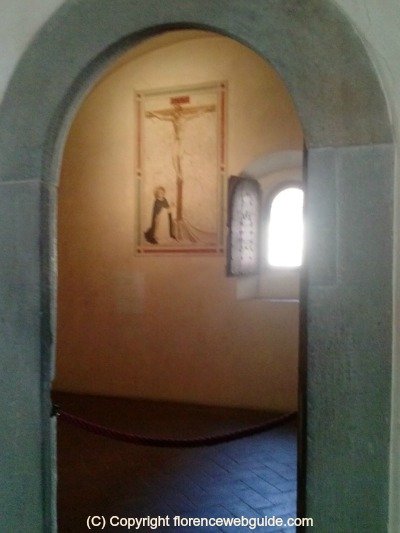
[145,102,216,240]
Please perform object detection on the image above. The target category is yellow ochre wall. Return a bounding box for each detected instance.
[53,31,303,411]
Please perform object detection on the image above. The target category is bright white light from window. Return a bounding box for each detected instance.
[267,187,304,267]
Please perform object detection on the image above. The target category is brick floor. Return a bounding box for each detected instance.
[54,392,297,532]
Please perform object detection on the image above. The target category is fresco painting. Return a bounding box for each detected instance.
[136,82,226,254]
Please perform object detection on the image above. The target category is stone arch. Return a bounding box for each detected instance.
[0,1,394,531]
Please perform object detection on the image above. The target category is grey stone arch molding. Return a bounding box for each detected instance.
[0,0,394,531]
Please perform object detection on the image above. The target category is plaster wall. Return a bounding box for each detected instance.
[53,34,302,411]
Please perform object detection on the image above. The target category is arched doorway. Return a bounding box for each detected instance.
[53,30,304,529]
[0,1,393,530]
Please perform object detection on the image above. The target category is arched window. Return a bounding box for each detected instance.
[266,186,304,268]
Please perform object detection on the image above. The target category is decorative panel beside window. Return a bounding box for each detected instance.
[227,176,261,276]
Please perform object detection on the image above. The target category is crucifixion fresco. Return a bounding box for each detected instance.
[145,101,215,242]
[136,83,226,254]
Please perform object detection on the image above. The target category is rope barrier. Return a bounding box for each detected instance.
[55,406,297,448]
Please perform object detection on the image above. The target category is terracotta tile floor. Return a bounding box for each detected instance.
[53,393,297,532]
